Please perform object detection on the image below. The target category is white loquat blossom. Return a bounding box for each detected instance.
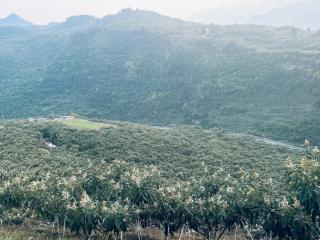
[285,157,294,169]
[279,197,289,209]
[267,178,273,186]
[293,198,300,208]
[264,195,271,205]
[186,196,194,204]
[226,186,234,193]
[80,191,93,209]
[62,190,70,200]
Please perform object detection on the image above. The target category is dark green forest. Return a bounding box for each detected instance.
[1,9,320,143]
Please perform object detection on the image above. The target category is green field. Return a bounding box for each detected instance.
[61,118,115,130]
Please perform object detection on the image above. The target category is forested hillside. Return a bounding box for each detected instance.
[1,9,320,144]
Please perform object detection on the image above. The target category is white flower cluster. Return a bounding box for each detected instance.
[28,179,48,192]
[264,195,271,205]
[285,157,294,169]
[62,190,70,200]
[101,200,129,215]
[279,197,289,209]
[80,191,94,209]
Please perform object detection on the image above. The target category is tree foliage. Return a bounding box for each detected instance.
[0,121,318,239]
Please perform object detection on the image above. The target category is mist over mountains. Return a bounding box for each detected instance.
[249,0,320,30]
[190,0,320,30]
[0,13,33,27]
[4,0,320,30]
[0,9,320,144]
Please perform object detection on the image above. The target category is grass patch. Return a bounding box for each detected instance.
[0,227,77,240]
[61,118,115,130]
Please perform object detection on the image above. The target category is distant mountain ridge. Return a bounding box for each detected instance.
[0,13,34,27]
[249,0,320,29]
[48,9,195,31]
[100,9,191,31]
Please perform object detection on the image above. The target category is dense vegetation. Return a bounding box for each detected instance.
[0,120,318,239]
[1,9,320,144]
[0,119,301,185]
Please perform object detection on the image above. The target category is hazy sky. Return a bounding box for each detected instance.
[0,0,302,25]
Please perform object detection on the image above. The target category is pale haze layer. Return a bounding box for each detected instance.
[0,0,302,25]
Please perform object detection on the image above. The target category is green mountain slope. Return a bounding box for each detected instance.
[0,9,320,144]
